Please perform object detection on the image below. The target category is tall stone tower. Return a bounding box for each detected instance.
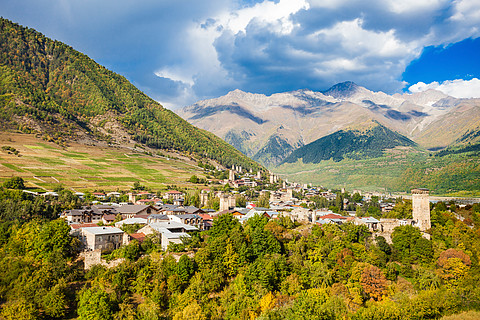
[412,188,431,232]
[219,194,236,211]
[229,169,235,181]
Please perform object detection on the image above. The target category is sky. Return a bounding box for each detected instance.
[1,0,480,109]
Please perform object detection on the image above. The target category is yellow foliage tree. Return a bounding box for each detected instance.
[259,291,277,313]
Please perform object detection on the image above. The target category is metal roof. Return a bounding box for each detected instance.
[82,226,124,235]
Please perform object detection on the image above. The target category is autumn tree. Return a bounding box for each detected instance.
[360,265,388,301]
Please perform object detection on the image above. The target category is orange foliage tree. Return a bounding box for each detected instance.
[360,265,388,301]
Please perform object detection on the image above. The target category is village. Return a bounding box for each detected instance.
[50,166,437,269]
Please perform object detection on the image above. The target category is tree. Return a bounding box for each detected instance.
[177,254,194,282]
[235,194,247,207]
[360,265,388,301]
[257,192,270,208]
[3,176,25,189]
[133,181,145,190]
[352,192,363,203]
[436,248,471,286]
[391,225,432,263]
[33,219,78,260]
[42,280,68,318]
[77,284,114,320]
[0,299,38,320]
[189,175,199,184]
[336,193,344,211]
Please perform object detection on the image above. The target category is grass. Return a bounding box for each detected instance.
[1,162,25,172]
[274,147,480,196]
[0,133,208,192]
[441,311,480,320]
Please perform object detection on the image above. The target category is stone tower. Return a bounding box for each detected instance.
[219,194,236,211]
[229,169,235,181]
[412,188,431,232]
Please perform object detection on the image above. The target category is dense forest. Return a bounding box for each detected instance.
[0,185,479,319]
[0,18,261,171]
[283,122,416,164]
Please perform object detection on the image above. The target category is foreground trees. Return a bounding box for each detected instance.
[0,194,479,319]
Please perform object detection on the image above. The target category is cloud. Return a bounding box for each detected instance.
[408,78,480,98]
[1,0,480,109]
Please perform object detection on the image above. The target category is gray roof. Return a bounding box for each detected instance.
[358,217,380,223]
[148,214,169,220]
[66,209,88,216]
[149,221,198,232]
[183,206,204,214]
[115,217,148,227]
[82,226,124,235]
[116,204,153,214]
[175,214,202,219]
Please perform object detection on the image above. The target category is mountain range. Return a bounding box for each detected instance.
[178,81,480,167]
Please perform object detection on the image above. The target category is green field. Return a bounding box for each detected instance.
[274,147,480,197]
[0,133,207,192]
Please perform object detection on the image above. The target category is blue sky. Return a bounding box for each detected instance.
[2,0,480,108]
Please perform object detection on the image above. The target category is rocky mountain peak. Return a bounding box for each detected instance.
[322,81,361,99]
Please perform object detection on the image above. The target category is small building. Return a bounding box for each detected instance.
[354,216,380,231]
[78,226,126,251]
[116,204,159,219]
[138,221,198,250]
[148,214,169,224]
[168,214,204,229]
[62,209,89,224]
[92,192,106,200]
[163,190,184,201]
[102,214,117,225]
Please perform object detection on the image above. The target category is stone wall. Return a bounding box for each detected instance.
[81,250,125,270]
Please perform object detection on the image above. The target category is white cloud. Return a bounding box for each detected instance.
[3,0,480,108]
[409,78,480,98]
[387,0,447,14]
[217,0,309,35]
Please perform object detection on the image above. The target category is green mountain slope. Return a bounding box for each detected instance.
[282,121,416,164]
[0,18,261,171]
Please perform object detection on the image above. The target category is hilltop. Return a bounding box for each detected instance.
[178,82,480,166]
[0,18,261,175]
[282,121,417,164]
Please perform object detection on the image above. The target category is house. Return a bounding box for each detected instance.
[116,204,159,219]
[62,209,89,224]
[69,223,99,234]
[168,214,204,229]
[148,214,169,224]
[354,217,381,231]
[107,192,122,198]
[102,214,117,225]
[77,226,126,251]
[288,207,312,223]
[239,208,278,223]
[198,213,213,230]
[138,221,198,250]
[317,213,350,225]
[163,190,184,201]
[92,192,106,200]
[129,232,146,243]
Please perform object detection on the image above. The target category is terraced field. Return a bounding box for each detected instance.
[0,133,206,192]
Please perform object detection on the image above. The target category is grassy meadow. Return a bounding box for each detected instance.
[0,133,206,192]
[274,146,480,197]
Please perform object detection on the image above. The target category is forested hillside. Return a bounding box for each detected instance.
[283,121,416,164]
[0,18,261,171]
[0,188,479,319]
